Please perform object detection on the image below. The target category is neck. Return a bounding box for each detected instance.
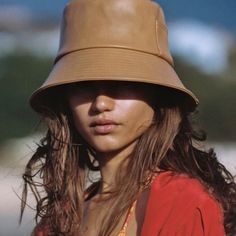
[95,142,136,194]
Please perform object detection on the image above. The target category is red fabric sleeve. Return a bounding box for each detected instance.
[141,171,226,236]
[31,221,48,236]
[32,228,46,236]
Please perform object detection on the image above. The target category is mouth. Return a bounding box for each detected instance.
[90,119,119,134]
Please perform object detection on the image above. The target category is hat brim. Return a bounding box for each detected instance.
[29,48,199,112]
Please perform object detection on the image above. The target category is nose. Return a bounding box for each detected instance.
[90,93,115,114]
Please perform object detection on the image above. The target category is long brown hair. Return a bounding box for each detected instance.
[21,92,236,236]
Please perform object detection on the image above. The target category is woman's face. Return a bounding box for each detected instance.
[67,81,155,153]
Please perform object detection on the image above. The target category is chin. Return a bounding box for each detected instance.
[89,139,137,157]
[91,143,121,153]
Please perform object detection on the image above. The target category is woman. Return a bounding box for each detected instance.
[21,0,236,235]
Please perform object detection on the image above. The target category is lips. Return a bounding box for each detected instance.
[90,119,119,134]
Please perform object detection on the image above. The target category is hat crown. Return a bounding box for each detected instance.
[57,0,173,65]
[29,0,199,113]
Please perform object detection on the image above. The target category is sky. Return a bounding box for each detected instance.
[0,0,236,32]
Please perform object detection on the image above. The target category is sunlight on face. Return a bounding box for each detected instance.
[67,81,155,154]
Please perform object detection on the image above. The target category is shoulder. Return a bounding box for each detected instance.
[141,171,226,236]
[151,171,224,219]
[151,171,217,204]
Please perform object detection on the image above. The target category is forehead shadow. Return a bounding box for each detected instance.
[35,80,185,115]
[63,80,187,111]
[65,80,155,101]
[66,80,150,89]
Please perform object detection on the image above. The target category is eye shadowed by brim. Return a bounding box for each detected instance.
[32,80,192,115]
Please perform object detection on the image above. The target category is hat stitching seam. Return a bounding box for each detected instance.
[155,20,161,56]
[156,6,167,30]
[55,46,169,64]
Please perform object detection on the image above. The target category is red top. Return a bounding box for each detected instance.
[33,171,226,236]
[141,171,226,236]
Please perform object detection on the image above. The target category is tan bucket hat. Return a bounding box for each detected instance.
[29,0,199,112]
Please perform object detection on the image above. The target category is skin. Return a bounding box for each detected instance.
[67,81,154,153]
[66,81,155,235]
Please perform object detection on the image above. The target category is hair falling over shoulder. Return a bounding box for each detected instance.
[21,103,236,236]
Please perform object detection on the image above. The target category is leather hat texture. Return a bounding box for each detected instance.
[29,0,199,112]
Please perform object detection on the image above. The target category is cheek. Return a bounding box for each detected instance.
[120,101,154,134]
[70,104,89,133]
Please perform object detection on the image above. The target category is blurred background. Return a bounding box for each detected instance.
[0,0,235,235]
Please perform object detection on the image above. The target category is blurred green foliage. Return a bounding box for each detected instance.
[0,50,235,144]
[0,53,52,144]
[174,48,236,141]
